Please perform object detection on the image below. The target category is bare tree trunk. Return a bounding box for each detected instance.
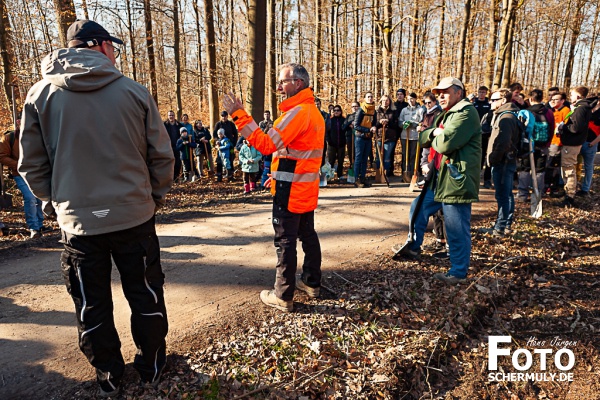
[52,0,76,47]
[173,0,182,119]
[314,0,322,94]
[435,0,445,82]
[353,0,359,97]
[22,0,41,77]
[192,0,204,111]
[268,0,277,117]
[483,0,498,89]
[563,0,585,91]
[584,0,600,85]
[246,0,267,121]
[144,0,158,103]
[296,0,303,64]
[494,0,515,89]
[408,0,418,88]
[381,0,394,94]
[125,0,137,82]
[456,0,472,81]
[0,0,15,109]
[81,0,89,20]
[463,13,475,86]
[501,15,515,88]
[36,0,53,52]
[332,0,340,102]
[204,0,219,129]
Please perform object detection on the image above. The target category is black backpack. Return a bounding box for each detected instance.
[497,111,530,160]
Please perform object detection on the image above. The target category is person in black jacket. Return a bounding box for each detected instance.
[164,110,183,180]
[486,89,521,237]
[327,105,347,180]
[375,95,398,176]
[558,86,595,207]
[193,120,213,176]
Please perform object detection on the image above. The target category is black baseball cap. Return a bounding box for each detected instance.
[221,111,229,117]
[67,20,123,48]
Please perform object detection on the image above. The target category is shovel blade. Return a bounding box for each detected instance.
[531,194,543,218]
[409,175,420,192]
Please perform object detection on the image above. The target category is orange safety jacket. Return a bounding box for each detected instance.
[551,105,571,146]
[232,88,325,213]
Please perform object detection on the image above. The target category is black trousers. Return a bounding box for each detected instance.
[327,144,346,178]
[272,202,322,301]
[61,216,168,388]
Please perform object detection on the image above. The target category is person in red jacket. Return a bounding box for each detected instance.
[223,63,325,312]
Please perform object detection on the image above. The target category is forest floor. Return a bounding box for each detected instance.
[0,168,599,400]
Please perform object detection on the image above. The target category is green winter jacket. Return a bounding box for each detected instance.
[420,98,482,204]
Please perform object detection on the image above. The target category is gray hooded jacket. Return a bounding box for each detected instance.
[18,48,174,235]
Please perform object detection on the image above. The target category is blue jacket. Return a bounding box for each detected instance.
[239,144,262,173]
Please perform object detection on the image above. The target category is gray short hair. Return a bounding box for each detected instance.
[279,63,310,89]
[451,85,464,98]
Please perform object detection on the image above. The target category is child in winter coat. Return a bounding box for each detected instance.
[216,128,233,181]
[175,127,198,182]
[239,139,263,193]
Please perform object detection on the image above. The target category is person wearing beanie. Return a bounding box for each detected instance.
[175,126,198,182]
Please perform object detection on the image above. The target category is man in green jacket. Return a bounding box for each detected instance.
[396,77,481,284]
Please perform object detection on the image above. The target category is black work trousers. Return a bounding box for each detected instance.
[327,144,346,178]
[61,216,168,389]
[272,202,322,301]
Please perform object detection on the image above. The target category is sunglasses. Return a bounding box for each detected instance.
[334,109,342,112]
[424,101,432,105]
[490,98,502,102]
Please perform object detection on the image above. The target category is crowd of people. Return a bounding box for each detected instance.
[1,17,600,398]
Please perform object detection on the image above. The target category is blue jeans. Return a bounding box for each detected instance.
[491,162,516,231]
[354,136,372,180]
[262,160,271,186]
[408,188,472,278]
[580,142,598,192]
[14,175,44,231]
[375,141,394,174]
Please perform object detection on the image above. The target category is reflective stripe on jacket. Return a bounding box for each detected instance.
[232,88,325,213]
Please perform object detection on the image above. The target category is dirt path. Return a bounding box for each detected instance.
[0,183,495,398]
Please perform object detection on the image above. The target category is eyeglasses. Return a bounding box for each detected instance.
[107,43,121,59]
[277,78,302,86]
[424,101,432,105]
[490,98,502,102]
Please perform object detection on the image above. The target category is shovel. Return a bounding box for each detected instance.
[409,142,421,192]
[189,146,198,182]
[374,135,390,187]
[529,142,542,218]
[392,161,436,260]
[402,133,410,183]
[203,141,215,176]
[375,127,385,183]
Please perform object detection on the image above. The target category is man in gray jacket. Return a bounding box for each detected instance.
[18,20,174,397]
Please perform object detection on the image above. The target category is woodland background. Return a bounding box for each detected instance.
[0,0,599,130]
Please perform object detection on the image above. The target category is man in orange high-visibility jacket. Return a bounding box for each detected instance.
[223,63,325,313]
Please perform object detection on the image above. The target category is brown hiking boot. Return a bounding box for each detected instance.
[260,290,293,312]
[295,275,320,298]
